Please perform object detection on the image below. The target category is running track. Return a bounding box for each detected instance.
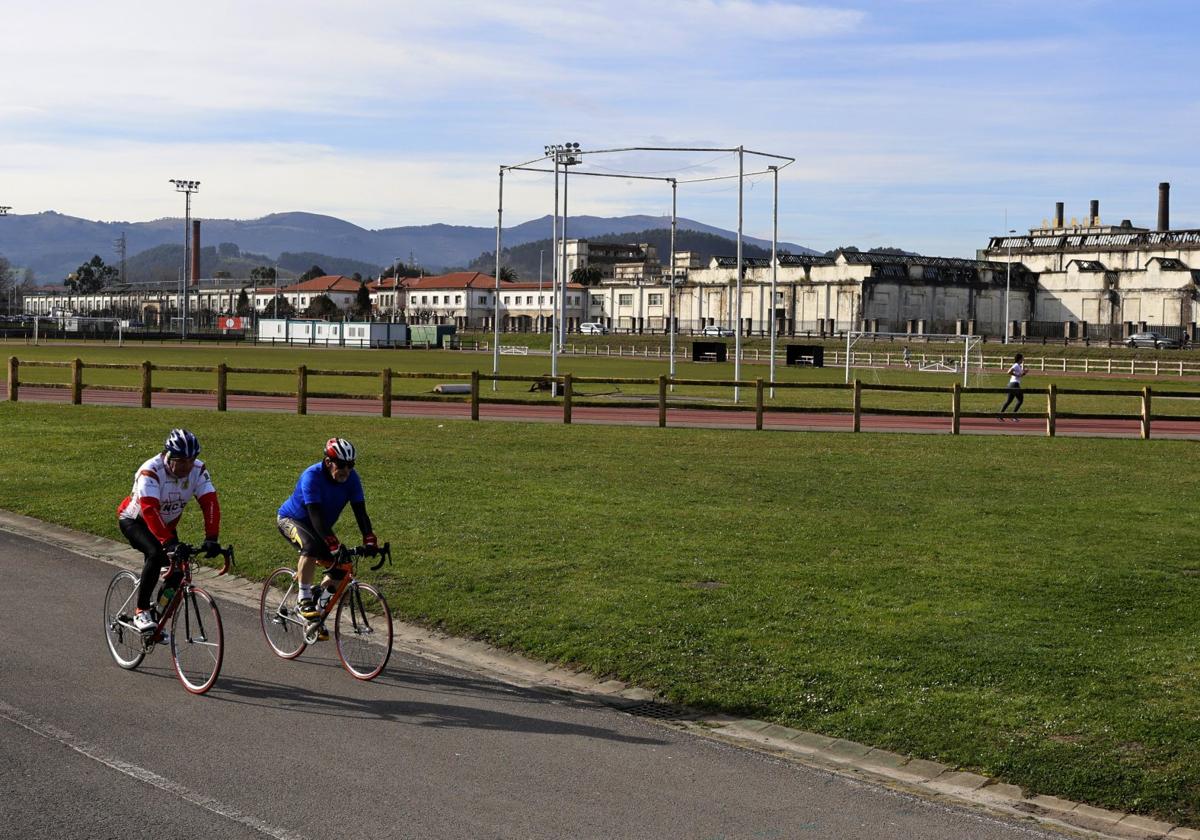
[11,384,1200,439]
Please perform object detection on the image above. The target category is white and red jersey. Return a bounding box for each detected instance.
[117,454,220,544]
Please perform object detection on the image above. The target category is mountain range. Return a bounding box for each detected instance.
[0,211,813,284]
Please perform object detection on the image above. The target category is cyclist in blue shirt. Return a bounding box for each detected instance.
[277,438,379,634]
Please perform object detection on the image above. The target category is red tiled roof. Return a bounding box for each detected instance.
[400,272,508,290]
[281,275,363,293]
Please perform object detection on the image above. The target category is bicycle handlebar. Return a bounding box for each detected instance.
[169,542,236,576]
[335,541,392,572]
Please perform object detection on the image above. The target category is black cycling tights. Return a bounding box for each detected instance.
[120,518,177,610]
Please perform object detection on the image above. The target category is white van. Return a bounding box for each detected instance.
[580,322,608,335]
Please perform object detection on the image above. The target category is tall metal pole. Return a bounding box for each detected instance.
[560,155,570,349]
[733,147,744,403]
[769,165,779,398]
[170,179,199,340]
[550,152,560,393]
[669,179,677,384]
[1004,228,1015,344]
[0,206,10,317]
[493,168,504,391]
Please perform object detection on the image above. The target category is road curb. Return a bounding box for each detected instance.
[4,508,1192,840]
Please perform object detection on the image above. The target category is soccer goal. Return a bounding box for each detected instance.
[844,331,985,387]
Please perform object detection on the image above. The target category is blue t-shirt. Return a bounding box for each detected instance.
[278,462,365,527]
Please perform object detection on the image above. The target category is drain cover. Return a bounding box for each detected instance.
[620,701,692,721]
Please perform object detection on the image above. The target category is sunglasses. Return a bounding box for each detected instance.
[329,457,355,469]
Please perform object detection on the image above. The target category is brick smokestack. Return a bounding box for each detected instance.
[1054,202,1064,229]
[1089,200,1099,225]
[191,220,201,286]
[1158,182,1170,232]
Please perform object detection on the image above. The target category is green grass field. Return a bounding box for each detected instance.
[0,397,1198,825]
[4,341,1200,419]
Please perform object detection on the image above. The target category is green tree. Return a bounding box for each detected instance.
[305,294,339,319]
[299,265,326,283]
[354,284,372,320]
[65,255,119,293]
[250,265,277,285]
[236,288,253,317]
[570,265,603,286]
[266,294,295,318]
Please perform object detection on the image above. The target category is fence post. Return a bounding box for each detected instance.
[71,358,83,405]
[6,357,17,402]
[297,364,308,415]
[1047,383,1056,437]
[852,378,862,432]
[563,373,573,424]
[1141,386,1151,440]
[141,361,152,408]
[216,363,227,411]
[951,381,961,435]
[381,368,392,418]
[471,370,480,421]
[658,374,667,428]
[755,377,764,430]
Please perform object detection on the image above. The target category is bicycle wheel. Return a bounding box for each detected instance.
[334,582,392,680]
[103,570,146,670]
[260,567,307,659]
[171,587,224,695]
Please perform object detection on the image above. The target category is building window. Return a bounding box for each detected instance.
[421,295,428,304]
[526,295,533,305]
[539,295,545,305]
[648,294,663,306]
[456,295,462,304]
[618,294,633,306]
[591,294,604,305]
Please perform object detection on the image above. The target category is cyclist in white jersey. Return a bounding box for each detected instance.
[117,429,222,633]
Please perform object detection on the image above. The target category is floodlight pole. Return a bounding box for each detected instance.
[169,179,199,340]
[1004,228,1015,344]
[548,149,560,394]
[493,167,504,391]
[733,147,744,403]
[668,179,677,386]
[0,206,10,317]
[769,165,779,398]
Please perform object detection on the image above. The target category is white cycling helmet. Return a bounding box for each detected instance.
[324,437,356,463]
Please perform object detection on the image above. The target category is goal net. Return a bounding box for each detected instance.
[843,331,985,387]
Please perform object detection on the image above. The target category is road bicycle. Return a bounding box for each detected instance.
[259,543,393,681]
[103,542,235,695]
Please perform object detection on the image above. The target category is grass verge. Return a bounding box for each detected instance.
[1,401,1198,824]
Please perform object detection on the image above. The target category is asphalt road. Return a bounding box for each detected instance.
[0,527,1072,840]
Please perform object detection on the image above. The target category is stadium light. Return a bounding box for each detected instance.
[1004,228,1016,344]
[0,206,11,317]
[169,179,200,339]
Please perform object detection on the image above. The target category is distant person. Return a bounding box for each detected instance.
[902,346,912,369]
[277,438,379,638]
[117,429,222,633]
[998,353,1027,421]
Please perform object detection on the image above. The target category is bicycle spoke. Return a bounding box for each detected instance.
[103,570,145,670]
[260,568,307,659]
[171,587,224,694]
[334,582,392,680]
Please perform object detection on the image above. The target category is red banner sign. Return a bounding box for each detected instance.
[217,316,245,330]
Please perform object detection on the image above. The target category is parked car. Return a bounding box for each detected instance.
[1126,331,1183,349]
[701,325,735,337]
[580,322,608,335]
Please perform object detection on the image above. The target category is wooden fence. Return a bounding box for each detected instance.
[5,355,1194,439]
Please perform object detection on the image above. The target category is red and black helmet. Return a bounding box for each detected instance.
[324,437,356,463]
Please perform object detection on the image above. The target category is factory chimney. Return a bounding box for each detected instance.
[1158,182,1170,232]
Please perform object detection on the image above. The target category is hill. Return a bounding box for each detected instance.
[0,210,813,282]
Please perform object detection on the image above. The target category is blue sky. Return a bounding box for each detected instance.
[3,0,1197,257]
